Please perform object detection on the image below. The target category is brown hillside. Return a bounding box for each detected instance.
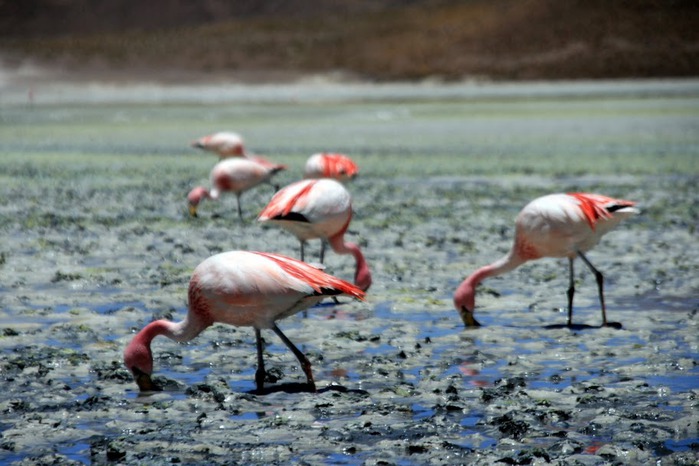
[1,0,697,81]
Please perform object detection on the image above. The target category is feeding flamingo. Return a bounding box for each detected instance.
[453,193,638,328]
[258,178,372,291]
[123,250,365,393]
[191,131,282,167]
[304,153,359,182]
[191,131,246,158]
[187,157,286,219]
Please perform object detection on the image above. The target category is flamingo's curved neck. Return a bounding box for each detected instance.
[328,235,372,291]
[476,251,526,285]
[455,249,527,312]
[139,313,209,346]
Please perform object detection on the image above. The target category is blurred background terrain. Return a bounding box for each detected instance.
[1,0,698,82]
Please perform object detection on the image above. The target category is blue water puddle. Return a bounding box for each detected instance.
[57,441,92,463]
[647,374,699,392]
[89,300,150,315]
[454,412,499,449]
[362,342,397,356]
[665,438,699,452]
[372,301,459,341]
[410,403,497,449]
[4,297,153,324]
[322,452,417,466]
[411,403,433,421]
[616,291,697,312]
[230,411,263,421]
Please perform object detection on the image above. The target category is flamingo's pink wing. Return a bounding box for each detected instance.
[259,180,319,219]
[254,251,366,300]
[568,193,636,230]
[321,153,358,178]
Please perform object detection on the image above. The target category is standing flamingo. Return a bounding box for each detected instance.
[187,157,286,219]
[454,193,638,328]
[258,178,372,291]
[124,250,365,393]
[304,153,359,182]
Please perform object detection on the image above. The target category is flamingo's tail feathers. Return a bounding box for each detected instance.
[270,212,310,223]
[605,201,638,214]
[255,251,366,301]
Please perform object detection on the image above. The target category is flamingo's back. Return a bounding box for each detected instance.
[258,179,352,241]
[188,251,364,328]
[515,193,638,259]
[209,158,280,197]
[193,132,245,157]
[304,153,359,181]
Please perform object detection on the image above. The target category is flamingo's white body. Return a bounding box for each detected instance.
[124,250,365,393]
[258,178,372,291]
[454,193,638,328]
[187,158,285,218]
[304,153,359,182]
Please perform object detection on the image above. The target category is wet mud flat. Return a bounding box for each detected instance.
[0,79,698,464]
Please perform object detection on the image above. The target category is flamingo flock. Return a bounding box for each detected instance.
[124,131,639,393]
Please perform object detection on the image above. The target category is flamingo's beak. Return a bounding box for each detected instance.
[132,367,162,392]
[460,306,481,328]
[188,204,199,217]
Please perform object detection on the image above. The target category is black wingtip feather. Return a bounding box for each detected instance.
[273,212,310,222]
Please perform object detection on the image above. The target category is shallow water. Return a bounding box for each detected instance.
[1,79,698,464]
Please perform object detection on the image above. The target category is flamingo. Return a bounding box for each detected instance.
[123,250,365,393]
[187,157,286,219]
[191,131,246,158]
[191,131,282,167]
[258,178,372,291]
[304,153,359,182]
[453,193,638,328]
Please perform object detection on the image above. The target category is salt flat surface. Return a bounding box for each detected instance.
[0,78,697,465]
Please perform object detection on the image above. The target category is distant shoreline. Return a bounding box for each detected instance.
[1,61,698,107]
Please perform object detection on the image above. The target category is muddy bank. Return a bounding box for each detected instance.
[0,81,697,464]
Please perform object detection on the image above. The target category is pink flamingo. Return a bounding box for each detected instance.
[304,153,359,182]
[258,178,372,291]
[191,131,246,158]
[187,157,286,219]
[124,250,365,393]
[191,131,281,167]
[454,193,638,328]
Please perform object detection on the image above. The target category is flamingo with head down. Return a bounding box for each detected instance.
[187,157,286,219]
[258,178,372,291]
[191,132,246,158]
[124,250,365,393]
[454,193,638,328]
[304,153,359,182]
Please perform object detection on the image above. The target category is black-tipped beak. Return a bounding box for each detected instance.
[460,306,481,328]
[132,367,162,392]
[188,204,199,217]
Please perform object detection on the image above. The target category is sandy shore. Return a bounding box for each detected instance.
[0,79,697,464]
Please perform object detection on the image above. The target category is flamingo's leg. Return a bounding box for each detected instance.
[272,324,316,391]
